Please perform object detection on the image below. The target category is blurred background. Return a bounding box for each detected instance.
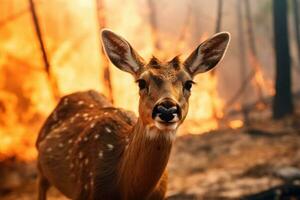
[1,0,300,199]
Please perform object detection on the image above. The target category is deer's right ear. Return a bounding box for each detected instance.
[101,29,145,77]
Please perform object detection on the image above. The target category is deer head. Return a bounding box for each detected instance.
[101,30,230,133]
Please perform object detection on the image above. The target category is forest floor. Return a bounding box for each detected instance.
[1,115,300,200]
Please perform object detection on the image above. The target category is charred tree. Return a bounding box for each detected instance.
[96,0,114,103]
[147,0,161,51]
[272,0,294,119]
[215,0,223,33]
[29,0,60,100]
[293,0,300,65]
[244,0,264,103]
[236,0,250,124]
[208,0,224,120]
[175,2,192,55]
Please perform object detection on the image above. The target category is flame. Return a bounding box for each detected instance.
[0,0,269,160]
[228,120,244,129]
[249,53,275,96]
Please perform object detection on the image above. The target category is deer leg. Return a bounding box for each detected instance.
[37,175,50,200]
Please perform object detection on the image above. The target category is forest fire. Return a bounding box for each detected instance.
[0,0,272,162]
[2,0,300,199]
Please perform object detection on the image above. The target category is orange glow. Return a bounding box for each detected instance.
[229,120,244,129]
[249,53,275,96]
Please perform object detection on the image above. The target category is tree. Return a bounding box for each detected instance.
[244,0,264,102]
[272,0,294,118]
[293,0,300,65]
[207,0,224,121]
[96,0,114,103]
[29,0,60,100]
[147,0,161,52]
[236,0,250,124]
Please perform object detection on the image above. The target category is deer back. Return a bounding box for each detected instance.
[36,90,137,199]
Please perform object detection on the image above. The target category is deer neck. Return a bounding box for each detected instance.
[118,118,175,199]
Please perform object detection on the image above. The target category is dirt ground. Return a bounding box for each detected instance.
[1,116,300,200]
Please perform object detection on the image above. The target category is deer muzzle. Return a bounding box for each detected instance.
[152,98,181,125]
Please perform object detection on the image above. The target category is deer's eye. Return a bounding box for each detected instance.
[184,81,194,91]
[137,79,147,90]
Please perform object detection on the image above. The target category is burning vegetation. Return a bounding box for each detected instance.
[1,0,300,199]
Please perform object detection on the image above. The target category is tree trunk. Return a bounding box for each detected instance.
[147,0,161,52]
[96,0,114,103]
[215,0,223,33]
[236,0,250,124]
[29,0,60,100]
[272,0,294,119]
[209,0,224,120]
[293,0,300,65]
[175,3,192,55]
[244,0,264,102]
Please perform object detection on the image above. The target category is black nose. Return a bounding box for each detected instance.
[152,99,181,123]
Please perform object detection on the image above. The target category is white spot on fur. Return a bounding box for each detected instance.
[70,163,74,169]
[75,113,80,118]
[90,122,96,128]
[68,139,73,144]
[70,117,76,123]
[84,137,88,142]
[89,104,94,108]
[58,143,64,148]
[94,134,99,139]
[83,113,89,118]
[60,126,67,132]
[46,135,52,139]
[104,112,109,115]
[84,158,89,165]
[98,151,103,158]
[79,151,83,159]
[105,127,112,133]
[46,147,52,152]
[84,184,88,190]
[63,98,68,105]
[107,144,114,150]
[78,101,84,105]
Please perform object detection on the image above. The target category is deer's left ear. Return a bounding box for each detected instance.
[183,32,230,77]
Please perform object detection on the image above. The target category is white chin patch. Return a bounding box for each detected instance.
[145,121,178,141]
[154,121,178,131]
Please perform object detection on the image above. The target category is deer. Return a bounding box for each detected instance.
[36,29,230,200]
